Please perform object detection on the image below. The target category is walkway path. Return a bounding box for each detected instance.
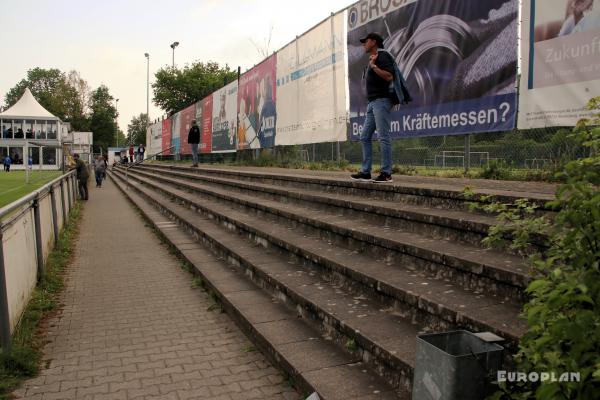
[15,177,299,400]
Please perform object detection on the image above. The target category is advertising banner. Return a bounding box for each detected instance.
[518,0,600,128]
[148,121,162,156]
[199,95,213,154]
[347,0,518,139]
[237,55,277,150]
[212,81,238,153]
[179,104,196,155]
[276,12,348,145]
[171,112,181,155]
[161,118,172,156]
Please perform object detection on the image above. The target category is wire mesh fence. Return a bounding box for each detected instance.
[155,126,585,179]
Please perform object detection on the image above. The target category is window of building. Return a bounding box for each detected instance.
[0,120,12,139]
[1,147,8,158]
[29,147,40,165]
[25,120,35,139]
[46,121,57,139]
[9,147,23,164]
[14,120,24,138]
[33,121,44,140]
[42,147,56,165]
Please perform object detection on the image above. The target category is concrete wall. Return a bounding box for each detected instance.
[1,173,77,336]
[3,208,38,333]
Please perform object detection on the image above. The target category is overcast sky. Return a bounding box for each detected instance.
[0,0,352,132]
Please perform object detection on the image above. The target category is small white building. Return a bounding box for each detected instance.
[0,88,67,170]
[62,131,94,164]
[107,147,128,167]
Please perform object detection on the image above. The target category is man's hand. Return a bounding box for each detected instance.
[369,54,378,69]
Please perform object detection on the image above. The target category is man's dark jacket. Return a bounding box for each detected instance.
[188,125,200,144]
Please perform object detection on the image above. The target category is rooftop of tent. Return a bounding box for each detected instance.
[0,88,61,122]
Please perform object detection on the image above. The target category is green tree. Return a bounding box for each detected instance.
[152,61,237,114]
[3,68,90,131]
[89,85,118,152]
[66,70,92,131]
[126,113,148,146]
[116,129,126,150]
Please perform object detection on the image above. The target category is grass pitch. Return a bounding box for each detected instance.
[0,170,63,208]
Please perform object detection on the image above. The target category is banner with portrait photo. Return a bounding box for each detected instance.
[518,0,600,128]
[237,55,277,150]
[347,0,518,139]
[276,12,348,146]
[161,118,172,156]
[212,81,238,153]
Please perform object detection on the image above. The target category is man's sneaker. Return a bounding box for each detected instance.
[372,172,393,183]
[350,171,371,181]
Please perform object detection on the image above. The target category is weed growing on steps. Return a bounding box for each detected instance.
[191,276,204,288]
[0,203,82,400]
[243,345,256,353]
[345,339,358,352]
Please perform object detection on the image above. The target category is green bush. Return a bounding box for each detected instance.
[480,160,511,180]
[485,98,600,399]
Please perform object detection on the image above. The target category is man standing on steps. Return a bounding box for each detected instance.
[188,120,201,167]
[71,153,89,200]
[128,144,135,164]
[351,32,397,184]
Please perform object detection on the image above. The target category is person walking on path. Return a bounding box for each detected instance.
[93,155,106,188]
[3,155,11,172]
[137,143,145,162]
[71,153,89,200]
[351,32,410,183]
[128,144,135,163]
[188,120,201,167]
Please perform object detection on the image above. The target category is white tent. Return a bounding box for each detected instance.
[0,88,60,121]
[0,88,65,170]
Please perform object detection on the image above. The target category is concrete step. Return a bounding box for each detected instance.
[110,171,406,400]
[135,165,504,250]
[139,163,555,211]
[111,169,418,395]
[123,166,530,304]
[116,168,525,348]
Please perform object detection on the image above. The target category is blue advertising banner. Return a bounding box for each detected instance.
[347,0,519,139]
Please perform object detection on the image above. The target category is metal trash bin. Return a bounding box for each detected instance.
[412,330,504,400]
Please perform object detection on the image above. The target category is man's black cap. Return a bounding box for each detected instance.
[359,32,384,47]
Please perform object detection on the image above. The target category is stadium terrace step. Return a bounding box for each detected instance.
[114,166,526,338]
[135,164,499,248]
[137,163,556,211]
[120,166,531,303]
[110,170,413,398]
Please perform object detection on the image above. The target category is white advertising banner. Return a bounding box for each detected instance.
[148,121,162,156]
[212,81,238,153]
[519,0,600,129]
[275,11,348,146]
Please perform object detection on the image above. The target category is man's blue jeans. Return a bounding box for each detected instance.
[190,143,199,165]
[360,97,393,175]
